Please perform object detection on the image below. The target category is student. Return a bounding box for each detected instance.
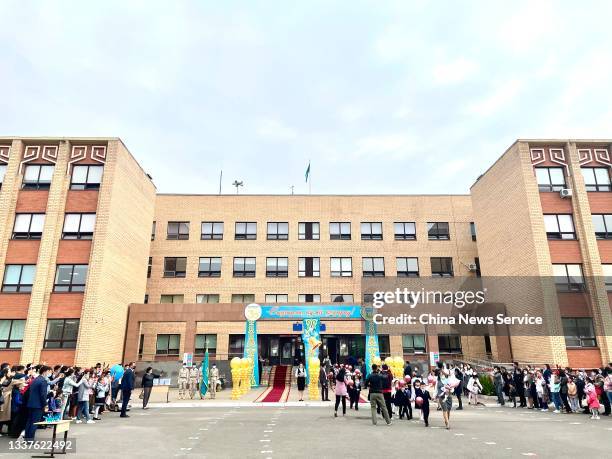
[333,367,348,417]
[586,380,601,420]
[567,376,578,413]
[76,371,94,424]
[467,371,483,406]
[94,372,110,419]
[295,363,306,402]
[413,379,431,427]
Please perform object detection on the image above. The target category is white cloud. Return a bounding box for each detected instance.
[255,118,298,142]
[466,79,524,116]
[432,57,478,85]
[353,133,416,159]
[338,105,367,123]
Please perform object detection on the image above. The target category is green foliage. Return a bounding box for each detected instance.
[479,374,495,396]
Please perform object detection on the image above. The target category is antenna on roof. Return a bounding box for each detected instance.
[232,180,243,194]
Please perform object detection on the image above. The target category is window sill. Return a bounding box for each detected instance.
[565,346,599,350]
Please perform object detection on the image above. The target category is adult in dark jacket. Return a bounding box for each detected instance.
[512,362,526,407]
[403,361,412,377]
[141,367,159,409]
[120,363,135,418]
[319,366,329,401]
[24,366,51,440]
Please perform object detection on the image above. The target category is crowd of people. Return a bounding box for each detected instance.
[318,359,612,428]
[0,361,143,441]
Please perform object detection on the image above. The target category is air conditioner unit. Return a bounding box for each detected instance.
[467,263,478,272]
[560,188,572,198]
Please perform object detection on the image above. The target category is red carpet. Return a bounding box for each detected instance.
[256,365,291,403]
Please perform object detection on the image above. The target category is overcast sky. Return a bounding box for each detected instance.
[1,1,611,195]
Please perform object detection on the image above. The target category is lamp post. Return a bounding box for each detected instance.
[232,180,243,194]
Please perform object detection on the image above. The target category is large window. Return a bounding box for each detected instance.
[535,167,566,192]
[160,294,184,303]
[592,214,612,239]
[167,222,189,240]
[201,222,223,240]
[22,164,54,190]
[331,294,354,303]
[198,257,221,277]
[229,335,244,357]
[470,222,477,241]
[553,264,584,292]
[231,294,255,303]
[70,165,103,190]
[267,222,288,240]
[164,257,187,278]
[397,257,419,277]
[2,265,36,292]
[362,257,385,277]
[156,334,180,355]
[330,222,351,240]
[438,334,462,353]
[196,294,220,303]
[431,257,453,277]
[298,257,320,277]
[235,222,256,240]
[54,264,88,292]
[234,257,256,277]
[562,318,596,347]
[299,222,320,240]
[603,264,612,292]
[331,257,352,277]
[266,257,288,277]
[544,214,576,240]
[0,319,25,349]
[394,222,416,240]
[44,319,79,349]
[12,213,45,239]
[299,294,320,303]
[581,167,610,192]
[361,222,383,240]
[265,294,288,303]
[402,334,426,354]
[62,213,95,240]
[195,334,217,354]
[428,222,450,240]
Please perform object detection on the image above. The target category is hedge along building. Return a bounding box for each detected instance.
[0,137,611,370]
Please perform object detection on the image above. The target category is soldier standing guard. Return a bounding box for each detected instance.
[177,363,189,400]
[209,364,219,399]
[188,365,199,399]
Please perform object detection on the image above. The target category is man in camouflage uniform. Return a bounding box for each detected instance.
[177,363,189,400]
[209,364,219,399]
[188,365,200,399]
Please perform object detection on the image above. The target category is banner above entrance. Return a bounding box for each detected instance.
[253,304,364,320]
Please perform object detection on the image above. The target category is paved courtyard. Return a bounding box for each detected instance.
[0,401,609,458]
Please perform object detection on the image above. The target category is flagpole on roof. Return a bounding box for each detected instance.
[308,160,311,195]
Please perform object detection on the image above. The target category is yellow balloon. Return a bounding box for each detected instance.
[230,357,241,369]
[394,356,404,366]
[309,357,320,367]
[384,356,393,365]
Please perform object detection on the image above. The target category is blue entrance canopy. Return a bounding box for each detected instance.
[259,304,363,320]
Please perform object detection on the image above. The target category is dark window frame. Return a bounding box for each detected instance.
[196,294,220,304]
[402,334,426,354]
[43,319,79,349]
[62,213,96,240]
[360,222,383,240]
[53,264,88,292]
[535,166,566,192]
[201,221,224,240]
[544,214,576,240]
[592,214,612,240]
[231,294,255,303]
[330,257,352,277]
[581,167,611,192]
[298,257,320,277]
[0,319,25,349]
[562,317,597,348]
[267,222,289,240]
[2,264,36,293]
[431,257,454,277]
[70,164,103,190]
[147,257,152,278]
[198,257,222,277]
[12,213,45,240]
[22,164,54,190]
[427,222,450,240]
[362,257,385,277]
[194,334,217,354]
[235,222,257,240]
[265,293,289,303]
[298,222,320,240]
[553,264,585,292]
[155,333,180,355]
[160,294,184,303]
[330,222,351,240]
[163,257,187,278]
[233,257,256,277]
[298,294,321,303]
[266,257,288,277]
[396,257,419,277]
[167,222,190,240]
[438,334,462,353]
[331,294,354,303]
[470,222,477,241]
[394,222,416,240]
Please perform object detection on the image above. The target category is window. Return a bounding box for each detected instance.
[562,318,596,347]
[544,214,576,240]
[361,222,383,240]
[603,264,612,292]
[156,334,180,355]
[581,167,610,192]
[70,165,103,190]
[195,334,217,354]
[265,294,288,303]
[12,213,45,239]
[299,294,320,303]
[0,164,6,187]
[331,257,352,277]
[553,264,584,292]
[62,213,95,240]
[592,214,612,239]
[427,222,450,240]
[431,257,453,277]
[363,293,374,303]
[201,222,223,240]
[234,257,256,277]
[151,221,156,241]
[2,265,36,292]
[394,222,416,240]
[144,295,148,304]
[470,222,477,241]
[330,222,351,240]
[362,257,385,277]
[160,294,184,303]
[267,222,288,240]
[235,222,256,240]
[0,319,25,349]
[147,257,152,278]
[44,319,79,349]
[331,294,354,303]
[402,334,426,354]
[438,334,461,353]
[299,222,320,240]
[54,264,88,292]
[198,257,221,277]
[22,164,54,190]
[229,335,244,357]
[298,257,320,277]
[397,257,419,277]
[196,294,220,303]
[535,167,566,192]
[167,222,189,240]
[266,257,288,277]
[231,294,255,303]
[164,257,187,278]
